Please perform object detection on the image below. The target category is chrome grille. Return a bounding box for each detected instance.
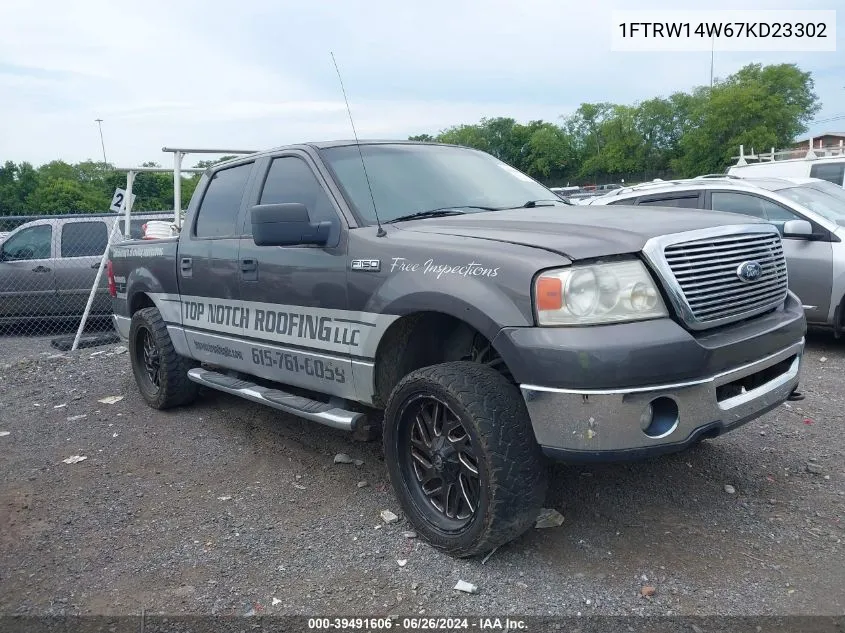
[662,231,788,326]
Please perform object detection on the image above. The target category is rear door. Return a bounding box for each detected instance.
[236,151,354,398]
[705,189,833,323]
[54,219,111,316]
[0,222,56,318]
[176,160,256,366]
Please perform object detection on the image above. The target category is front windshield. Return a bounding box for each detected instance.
[320,143,563,224]
[775,184,845,224]
[805,179,845,203]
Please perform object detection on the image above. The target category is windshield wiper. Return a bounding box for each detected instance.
[384,206,497,224]
[522,199,567,207]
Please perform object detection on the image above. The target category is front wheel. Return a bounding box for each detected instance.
[383,361,548,558]
[129,307,198,409]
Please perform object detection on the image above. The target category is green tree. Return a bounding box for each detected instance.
[672,63,820,176]
[25,178,107,213]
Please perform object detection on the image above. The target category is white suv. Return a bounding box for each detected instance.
[585,176,845,332]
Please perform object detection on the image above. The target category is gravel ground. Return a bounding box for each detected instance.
[0,333,842,618]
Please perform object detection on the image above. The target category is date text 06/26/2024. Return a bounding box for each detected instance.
[306,617,528,630]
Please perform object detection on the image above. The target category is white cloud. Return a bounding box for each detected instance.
[0,0,841,166]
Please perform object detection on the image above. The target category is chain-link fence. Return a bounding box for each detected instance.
[0,212,176,348]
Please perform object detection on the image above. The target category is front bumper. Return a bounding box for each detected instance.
[521,338,803,462]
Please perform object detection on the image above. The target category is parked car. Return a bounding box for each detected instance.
[0,212,174,323]
[109,140,804,557]
[549,186,580,201]
[586,176,845,332]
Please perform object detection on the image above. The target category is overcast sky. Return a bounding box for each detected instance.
[0,0,842,168]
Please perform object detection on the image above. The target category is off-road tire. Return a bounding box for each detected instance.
[383,361,548,558]
[129,306,199,409]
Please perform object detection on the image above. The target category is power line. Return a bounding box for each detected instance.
[811,114,845,125]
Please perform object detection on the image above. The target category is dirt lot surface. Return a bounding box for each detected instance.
[0,332,842,618]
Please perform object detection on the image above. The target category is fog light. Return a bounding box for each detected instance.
[641,397,680,439]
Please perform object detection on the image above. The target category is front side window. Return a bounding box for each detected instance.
[1,225,52,260]
[61,221,108,257]
[320,143,560,224]
[255,156,340,242]
[195,163,253,238]
[710,192,769,218]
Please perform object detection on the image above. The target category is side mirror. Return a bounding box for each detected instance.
[782,219,813,238]
[250,203,331,247]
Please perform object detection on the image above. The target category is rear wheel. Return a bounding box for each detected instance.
[129,307,198,409]
[383,361,548,558]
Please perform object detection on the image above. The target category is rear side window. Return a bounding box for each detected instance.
[637,195,700,208]
[809,163,845,186]
[61,221,108,257]
[195,163,253,238]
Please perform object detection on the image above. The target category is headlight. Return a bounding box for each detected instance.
[534,260,668,325]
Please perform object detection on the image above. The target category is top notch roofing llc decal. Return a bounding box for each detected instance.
[390,257,499,279]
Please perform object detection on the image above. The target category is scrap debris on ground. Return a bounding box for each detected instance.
[0,335,842,616]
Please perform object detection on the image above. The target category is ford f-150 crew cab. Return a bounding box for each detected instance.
[109,140,806,557]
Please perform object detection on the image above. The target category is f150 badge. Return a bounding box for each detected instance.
[351,259,381,272]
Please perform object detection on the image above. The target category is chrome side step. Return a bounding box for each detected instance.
[187,367,364,431]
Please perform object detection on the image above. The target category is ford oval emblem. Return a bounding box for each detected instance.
[736,260,763,283]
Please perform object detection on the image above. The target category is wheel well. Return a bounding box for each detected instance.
[372,312,512,408]
[129,292,156,316]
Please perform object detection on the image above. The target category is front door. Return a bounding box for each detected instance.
[237,153,354,398]
[0,223,56,319]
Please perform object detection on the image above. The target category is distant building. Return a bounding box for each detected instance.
[793,133,845,152]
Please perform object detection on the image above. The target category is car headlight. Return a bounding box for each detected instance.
[534,260,668,325]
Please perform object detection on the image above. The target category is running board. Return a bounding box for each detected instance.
[187,367,364,431]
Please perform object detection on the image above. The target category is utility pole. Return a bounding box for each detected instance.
[95,118,108,164]
[710,37,715,88]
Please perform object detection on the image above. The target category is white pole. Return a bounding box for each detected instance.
[71,218,123,352]
[173,151,182,229]
[123,171,135,238]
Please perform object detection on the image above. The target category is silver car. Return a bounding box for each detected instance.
[0,213,172,323]
[586,176,845,333]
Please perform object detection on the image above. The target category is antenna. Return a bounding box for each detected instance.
[330,52,385,238]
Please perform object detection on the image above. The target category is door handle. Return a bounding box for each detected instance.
[32,265,51,273]
[91,262,102,269]
[180,257,193,278]
[241,259,257,272]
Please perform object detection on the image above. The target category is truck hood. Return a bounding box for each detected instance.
[397,206,765,260]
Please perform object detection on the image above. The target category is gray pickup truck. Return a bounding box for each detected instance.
[109,141,806,557]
